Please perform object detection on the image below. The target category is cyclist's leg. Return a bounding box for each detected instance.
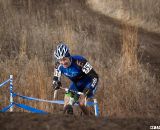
[64,93,73,114]
[79,83,98,115]
[63,82,79,114]
[79,95,89,115]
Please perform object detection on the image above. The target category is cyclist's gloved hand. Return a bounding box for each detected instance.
[52,80,61,90]
[83,88,91,97]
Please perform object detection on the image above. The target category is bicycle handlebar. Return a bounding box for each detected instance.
[60,87,84,95]
[53,87,84,100]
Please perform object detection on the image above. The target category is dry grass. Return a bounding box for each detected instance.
[104,24,160,117]
[87,0,160,33]
[0,0,160,117]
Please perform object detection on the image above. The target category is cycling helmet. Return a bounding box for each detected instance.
[54,42,70,60]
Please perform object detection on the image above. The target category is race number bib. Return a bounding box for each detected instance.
[82,62,93,74]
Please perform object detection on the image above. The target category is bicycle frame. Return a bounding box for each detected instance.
[53,87,99,116]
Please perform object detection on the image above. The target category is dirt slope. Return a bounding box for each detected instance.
[0,113,159,130]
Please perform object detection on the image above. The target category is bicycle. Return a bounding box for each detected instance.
[53,87,99,116]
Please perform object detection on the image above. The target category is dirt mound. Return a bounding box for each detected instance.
[0,112,159,130]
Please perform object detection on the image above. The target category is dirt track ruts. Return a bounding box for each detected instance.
[0,112,160,130]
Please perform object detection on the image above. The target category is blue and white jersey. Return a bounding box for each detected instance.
[53,55,98,92]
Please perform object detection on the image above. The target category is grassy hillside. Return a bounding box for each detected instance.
[87,0,160,33]
[0,0,160,117]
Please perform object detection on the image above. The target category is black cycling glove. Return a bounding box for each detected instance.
[53,80,61,90]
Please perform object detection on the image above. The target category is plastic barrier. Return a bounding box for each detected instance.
[0,75,99,116]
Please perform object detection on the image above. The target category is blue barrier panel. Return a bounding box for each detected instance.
[0,79,10,88]
[0,104,14,112]
[14,102,47,114]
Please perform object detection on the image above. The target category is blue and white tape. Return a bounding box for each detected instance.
[14,102,47,114]
[0,79,10,88]
[13,92,95,106]
[13,92,65,105]
[0,104,13,112]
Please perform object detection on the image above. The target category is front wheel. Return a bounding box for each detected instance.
[63,105,73,115]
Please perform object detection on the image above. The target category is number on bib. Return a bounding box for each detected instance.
[82,62,93,74]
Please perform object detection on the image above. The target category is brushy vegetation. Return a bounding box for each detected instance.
[0,0,160,117]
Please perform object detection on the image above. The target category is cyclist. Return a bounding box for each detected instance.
[52,42,99,115]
